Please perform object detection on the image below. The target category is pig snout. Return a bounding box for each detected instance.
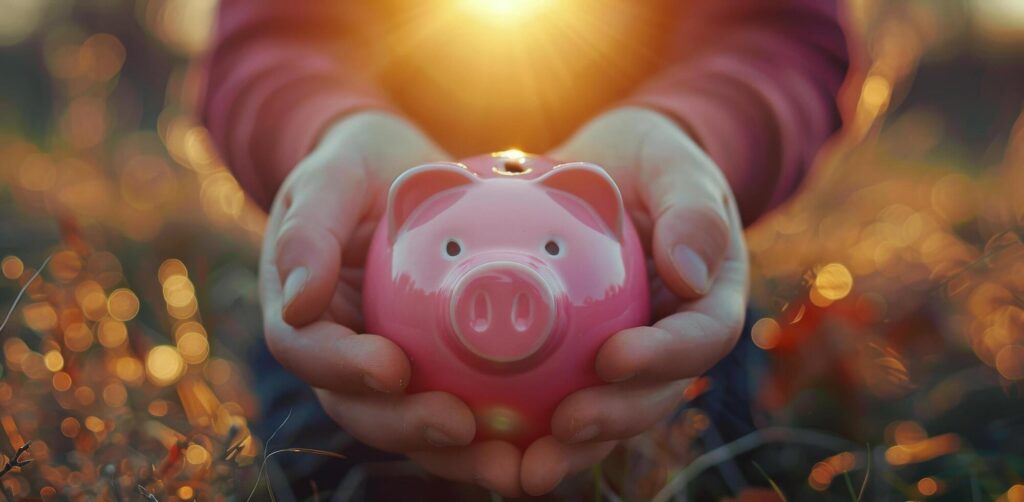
[449,261,558,363]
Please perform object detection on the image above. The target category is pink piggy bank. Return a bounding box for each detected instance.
[362,151,650,446]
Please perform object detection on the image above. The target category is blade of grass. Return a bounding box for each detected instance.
[0,255,50,335]
[264,448,345,461]
[247,408,292,502]
[844,471,857,501]
[652,427,859,502]
[856,444,871,502]
[752,461,787,502]
[256,447,346,502]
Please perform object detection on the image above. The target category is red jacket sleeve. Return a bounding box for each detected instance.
[200,0,393,209]
[626,0,850,224]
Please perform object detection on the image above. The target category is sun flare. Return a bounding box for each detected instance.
[461,0,551,22]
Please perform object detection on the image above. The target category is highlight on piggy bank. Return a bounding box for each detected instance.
[362,150,651,446]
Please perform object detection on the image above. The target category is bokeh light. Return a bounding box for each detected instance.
[107,288,140,321]
[75,281,109,321]
[176,331,209,365]
[97,318,128,348]
[42,350,63,372]
[751,318,782,350]
[146,345,186,386]
[918,477,939,497]
[115,356,145,385]
[60,417,80,438]
[0,0,46,46]
[1005,484,1024,502]
[52,372,72,391]
[814,263,854,301]
[23,302,58,332]
[48,250,81,282]
[185,443,210,466]
[63,322,94,352]
[1,256,24,279]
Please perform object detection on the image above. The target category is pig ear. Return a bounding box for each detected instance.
[536,162,624,239]
[387,162,478,242]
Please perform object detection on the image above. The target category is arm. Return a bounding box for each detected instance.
[200,0,392,209]
[526,2,850,494]
[201,4,525,495]
[627,0,850,224]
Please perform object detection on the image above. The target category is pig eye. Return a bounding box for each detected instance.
[445,239,462,258]
[544,239,562,257]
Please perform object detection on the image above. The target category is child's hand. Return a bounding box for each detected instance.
[523,107,750,495]
[259,112,524,496]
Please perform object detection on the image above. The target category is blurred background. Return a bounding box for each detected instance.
[0,0,1022,500]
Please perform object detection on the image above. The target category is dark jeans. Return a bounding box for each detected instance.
[250,311,764,501]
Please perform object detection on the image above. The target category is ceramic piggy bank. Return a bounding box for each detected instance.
[362,151,650,446]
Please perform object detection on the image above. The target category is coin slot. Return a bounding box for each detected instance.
[503,160,525,173]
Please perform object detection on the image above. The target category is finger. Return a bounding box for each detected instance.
[341,219,379,268]
[326,273,364,330]
[637,129,733,299]
[520,436,616,496]
[260,246,409,393]
[596,225,749,382]
[409,441,523,498]
[273,157,371,327]
[650,195,730,298]
[265,321,410,393]
[650,275,683,321]
[550,380,688,444]
[318,389,477,452]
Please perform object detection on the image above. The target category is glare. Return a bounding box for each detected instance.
[493,148,527,160]
[463,0,550,22]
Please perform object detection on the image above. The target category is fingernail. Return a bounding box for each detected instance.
[569,424,599,444]
[363,374,389,393]
[282,267,309,310]
[424,427,459,447]
[671,245,709,293]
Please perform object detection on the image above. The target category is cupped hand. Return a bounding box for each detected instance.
[522,107,750,495]
[259,111,523,496]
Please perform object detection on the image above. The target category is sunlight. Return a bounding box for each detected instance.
[461,0,551,23]
[492,148,527,160]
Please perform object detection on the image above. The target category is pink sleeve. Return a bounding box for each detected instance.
[199,0,393,209]
[626,0,850,225]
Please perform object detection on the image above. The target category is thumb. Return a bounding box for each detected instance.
[642,149,733,300]
[274,161,370,326]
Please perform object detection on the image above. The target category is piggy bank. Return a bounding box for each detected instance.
[362,151,650,446]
